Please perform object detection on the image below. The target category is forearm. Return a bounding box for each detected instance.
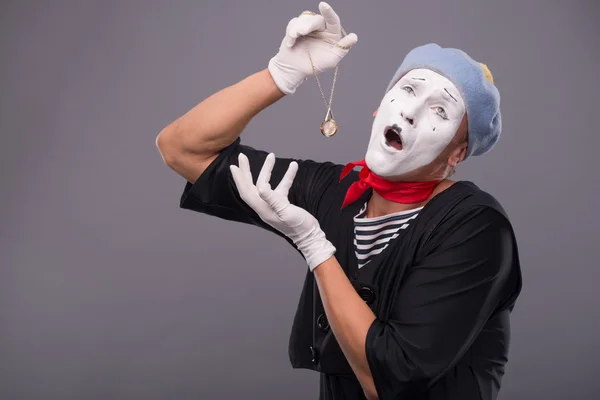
[158,68,285,158]
[313,256,379,399]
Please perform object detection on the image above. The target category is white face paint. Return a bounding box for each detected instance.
[364,68,466,179]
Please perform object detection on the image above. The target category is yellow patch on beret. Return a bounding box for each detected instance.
[480,63,494,84]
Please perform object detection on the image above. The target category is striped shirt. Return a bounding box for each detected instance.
[353,203,423,268]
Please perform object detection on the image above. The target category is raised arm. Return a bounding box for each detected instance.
[156,2,358,184]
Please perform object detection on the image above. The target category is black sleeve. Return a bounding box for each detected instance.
[180,137,342,238]
[364,206,519,399]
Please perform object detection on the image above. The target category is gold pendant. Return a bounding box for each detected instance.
[320,108,338,137]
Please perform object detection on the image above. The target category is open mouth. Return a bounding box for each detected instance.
[384,125,403,151]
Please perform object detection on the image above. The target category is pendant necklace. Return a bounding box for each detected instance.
[308,51,339,137]
[300,10,350,137]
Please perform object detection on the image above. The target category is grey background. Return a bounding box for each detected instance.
[1,0,599,399]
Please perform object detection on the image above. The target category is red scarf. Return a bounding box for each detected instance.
[339,160,441,209]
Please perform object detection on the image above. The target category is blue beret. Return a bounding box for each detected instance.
[385,43,501,158]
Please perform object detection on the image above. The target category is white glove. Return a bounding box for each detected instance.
[230,153,336,271]
[268,2,358,95]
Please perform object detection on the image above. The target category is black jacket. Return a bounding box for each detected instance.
[180,138,523,400]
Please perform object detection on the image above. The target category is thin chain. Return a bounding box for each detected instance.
[299,10,347,112]
[306,49,338,111]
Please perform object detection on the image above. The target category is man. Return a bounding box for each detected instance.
[156,2,522,399]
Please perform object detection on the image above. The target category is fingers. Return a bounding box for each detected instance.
[230,164,247,199]
[255,153,298,198]
[275,161,298,197]
[318,2,340,34]
[285,14,326,47]
[237,152,254,184]
[232,153,259,202]
[257,183,275,206]
[285,15,326,47]
[231,153,253,198]
[337,32,358,49]
[295,15,326,37]
[285,18,299,48]
[257,153,276,188]
[238,153,254,201]
[258,183,288,214]
[231,152,295,216]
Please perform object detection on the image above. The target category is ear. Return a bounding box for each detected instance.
[448,145,468,167]
[448,115,469,167]
[373,109,378,117]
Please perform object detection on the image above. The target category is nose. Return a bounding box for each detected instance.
[401,112,415,126]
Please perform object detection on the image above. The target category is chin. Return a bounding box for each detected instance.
[365,150,402,178]
[365,150,435,182]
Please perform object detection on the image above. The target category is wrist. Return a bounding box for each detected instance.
[304,240,336,272]
[306,242,336,272]
[293,226,336,272]
[268,56,307,95]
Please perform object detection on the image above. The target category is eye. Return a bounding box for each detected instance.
[434,106,448,120]
[402,86,414,95]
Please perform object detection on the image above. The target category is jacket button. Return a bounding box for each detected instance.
[357,286,375,305]
[317,313,330,331]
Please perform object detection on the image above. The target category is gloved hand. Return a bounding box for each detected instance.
[230,153,336,271]
[268,1,358,95]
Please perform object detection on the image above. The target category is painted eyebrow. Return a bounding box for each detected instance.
[444,88,458,102]
[411,77,426,81]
